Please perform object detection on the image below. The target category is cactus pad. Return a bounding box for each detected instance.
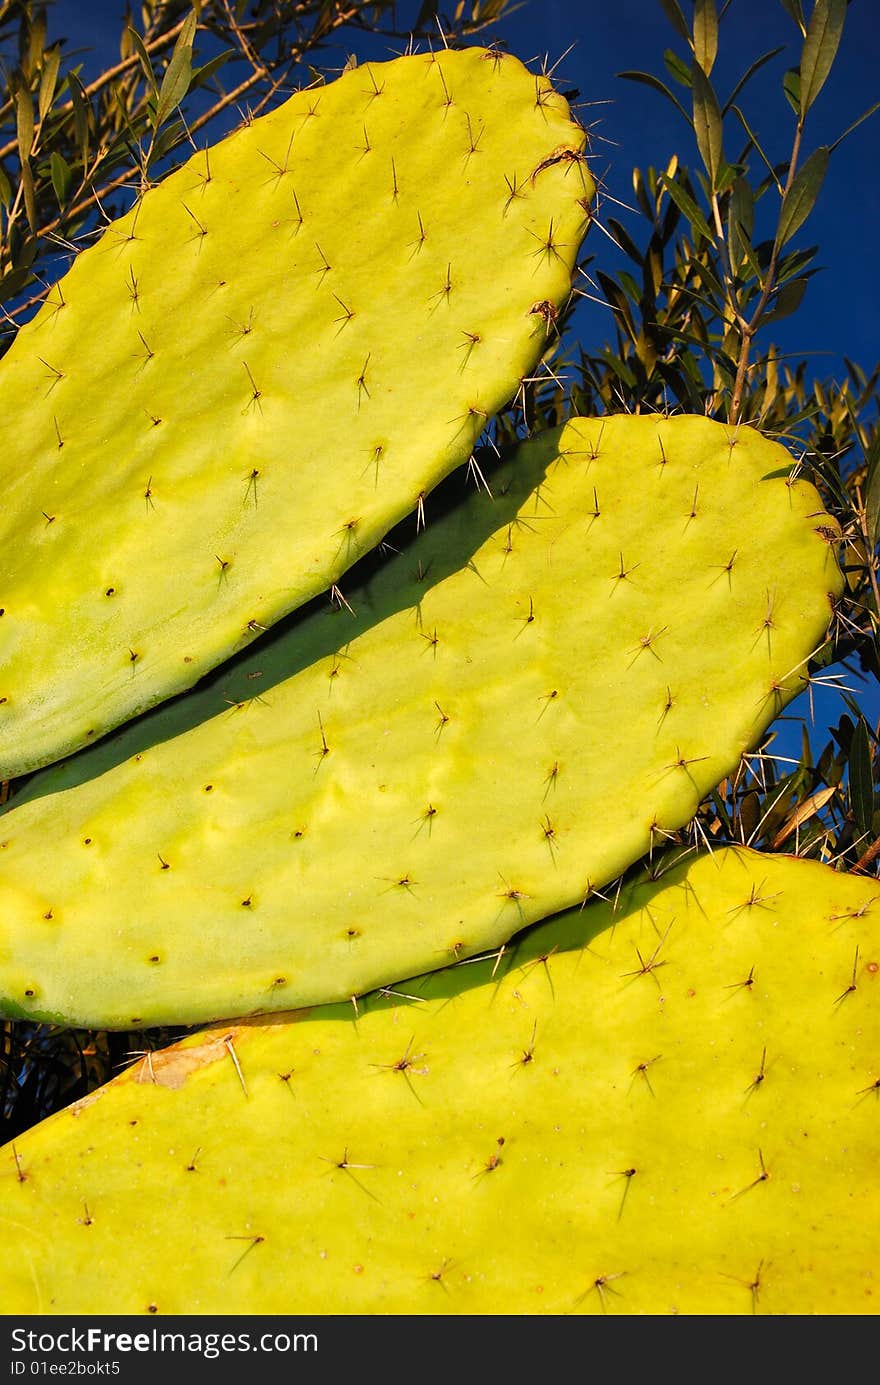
[1,847,877,1315]
[0,415,841,1028]
[0,46,592,779]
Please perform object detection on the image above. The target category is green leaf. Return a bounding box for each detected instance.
[658,0,693,47]
[38,46,62,123]
[761,275,808,324]
[782,66,801,115]
[190,50,232,92]
[155,34,195,128]
[50,150,73,208]
[848,716,874,843]
[20,160,37,232]
[16,86,35,165]
[779,0,806,34]
[631,167,655,222]
[864,429,880,547]
[597,269,638,344]
[68,71,90,167]
[0,265,32,305]
[801,722,815,772]
[799,0,846,119]
[693,0,718,76]
[687,255,727,302]
[663,47,693,88]
[829,99,880,154]
[659,171,715,241]
[752,773,801,843]
[618,269,643,304]
[723,46,785,115]
[617,70,690,122]
[728,174,754,267]
[709,786,734,836]
[713,158,738,195]
[842,357,874,396]
[607,217,645,265]
[184,11,202,56]
[181,8,200,50]
[151,119,188,164]
[0,166,11,209]
[660,191,682,243]
[750,236,775,272]
[691,63,723,187]
[730,103,782,190]
[736,232,763,284]
[777,145,828,245]
[600,349,638,390]
[775,243,819,284]
[128,26,159,97]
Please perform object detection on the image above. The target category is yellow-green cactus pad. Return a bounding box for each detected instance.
[0,415,841,1028]
[1,847,877,1315]
[0,46,592,779]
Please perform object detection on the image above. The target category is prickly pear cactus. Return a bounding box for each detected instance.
[0,415,842,1029]
[1,846,877,1315]
[0,47,592,780]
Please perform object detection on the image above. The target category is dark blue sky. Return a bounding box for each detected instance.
[505,0,880,386]
[47,0,880,756]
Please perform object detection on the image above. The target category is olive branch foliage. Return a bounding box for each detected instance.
[1,0,878,1138]
[499,0,880,876]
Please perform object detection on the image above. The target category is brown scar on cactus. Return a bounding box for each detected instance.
[530,144,585,184]
[133,1027,245,1089]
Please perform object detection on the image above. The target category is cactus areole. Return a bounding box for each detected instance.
[0,47,593,779]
